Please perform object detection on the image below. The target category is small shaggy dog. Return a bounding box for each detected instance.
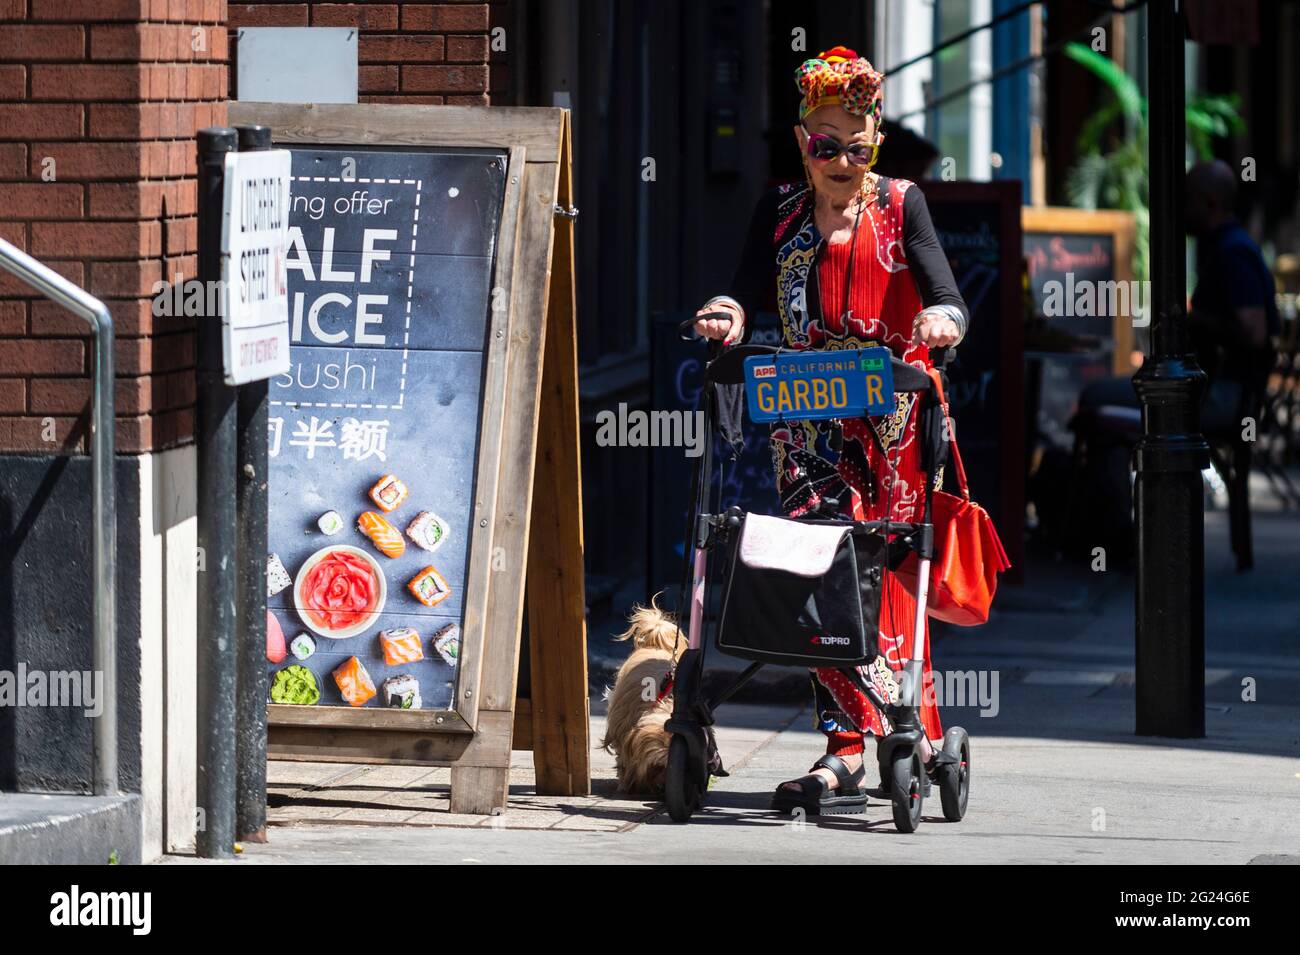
[601,601,683,794]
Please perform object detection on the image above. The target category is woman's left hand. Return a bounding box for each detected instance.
[912,309,961,348]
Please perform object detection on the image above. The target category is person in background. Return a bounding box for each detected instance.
[1185,159,1280,571]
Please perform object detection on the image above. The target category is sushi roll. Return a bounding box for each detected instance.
[406,511,450,553]
[369,474,409,513]
[357,510,406,559]
[407,565,451,608]
[378,626,425,665]
[290,632,316,661]
[432,622,460,666]
[382,674,422,710]
[267,553,292,596]
[332,656,376,707]
[317,510,344,535]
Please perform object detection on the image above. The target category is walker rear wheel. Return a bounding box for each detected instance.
[889,748,925,833]
[937,731,971,822]
[665,734,702,823]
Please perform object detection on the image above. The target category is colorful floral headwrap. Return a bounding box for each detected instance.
[795,45,883,125]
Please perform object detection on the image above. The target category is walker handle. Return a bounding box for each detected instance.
[679,311,736,343]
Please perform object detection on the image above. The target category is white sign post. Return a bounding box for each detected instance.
[220,149,292,385]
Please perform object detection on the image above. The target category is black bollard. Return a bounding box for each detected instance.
[196,126,240,857]
[234,124,273,844]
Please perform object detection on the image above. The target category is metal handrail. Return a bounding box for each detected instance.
[0,237,117,796]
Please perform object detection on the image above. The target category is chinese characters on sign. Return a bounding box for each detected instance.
[269,415,391,461]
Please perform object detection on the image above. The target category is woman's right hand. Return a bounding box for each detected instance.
[694,301,745,343]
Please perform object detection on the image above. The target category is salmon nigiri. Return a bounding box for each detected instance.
[357,510,405,559]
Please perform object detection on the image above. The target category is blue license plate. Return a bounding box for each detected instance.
[744,347,895,423]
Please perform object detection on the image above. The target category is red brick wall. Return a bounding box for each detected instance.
[227,1,508,104]
[0,1,506,453]
[0,0,229,454]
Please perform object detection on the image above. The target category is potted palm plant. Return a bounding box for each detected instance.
[1062,41,1245,284]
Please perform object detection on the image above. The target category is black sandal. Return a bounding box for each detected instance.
[771,754,868,816]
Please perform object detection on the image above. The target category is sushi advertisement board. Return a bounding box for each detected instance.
[231,101,589,807]
[265,144,507,717]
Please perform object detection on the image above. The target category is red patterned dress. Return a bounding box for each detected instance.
[727,176,968,751]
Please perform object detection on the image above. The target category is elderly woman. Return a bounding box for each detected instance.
[693,46,969,815]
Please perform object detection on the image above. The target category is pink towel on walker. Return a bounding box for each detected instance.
[737,514,851,577]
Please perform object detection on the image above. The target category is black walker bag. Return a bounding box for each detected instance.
[715,513,885,668]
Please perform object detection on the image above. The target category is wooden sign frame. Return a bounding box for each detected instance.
[1021,206,1139,376]
[229,102,589,813]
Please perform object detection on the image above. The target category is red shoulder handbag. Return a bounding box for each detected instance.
[895,370,1011,626]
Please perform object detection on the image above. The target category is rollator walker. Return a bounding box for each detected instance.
[663,318,971,833]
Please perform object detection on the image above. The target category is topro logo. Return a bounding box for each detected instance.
[809,634,852,646]
[49,885,151,935]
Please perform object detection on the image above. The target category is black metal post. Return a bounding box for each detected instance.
[196,126,239,857]
[234,124,272,843]
[1132,1,1209,737]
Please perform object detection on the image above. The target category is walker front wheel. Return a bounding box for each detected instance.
[664,734,702,823]
[890,748,925,833]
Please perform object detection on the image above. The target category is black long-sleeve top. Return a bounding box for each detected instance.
[724,179,968,343]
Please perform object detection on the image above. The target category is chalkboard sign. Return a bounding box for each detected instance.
[1022,206,1137,376]
[231,102,588,813]
[1022,207,1138,454]
[919,181,1025,579]
[1025,230,1117,338]
[265,144,506,715]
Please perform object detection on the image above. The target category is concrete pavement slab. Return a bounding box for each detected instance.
[203,701,808,841]
[162,502,1299,864]
[166,682,1300,864]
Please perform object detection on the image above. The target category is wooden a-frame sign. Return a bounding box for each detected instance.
[229,102,589,813]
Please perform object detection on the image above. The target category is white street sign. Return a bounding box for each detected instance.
[221,149,291,384]
[226,324,289,383]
